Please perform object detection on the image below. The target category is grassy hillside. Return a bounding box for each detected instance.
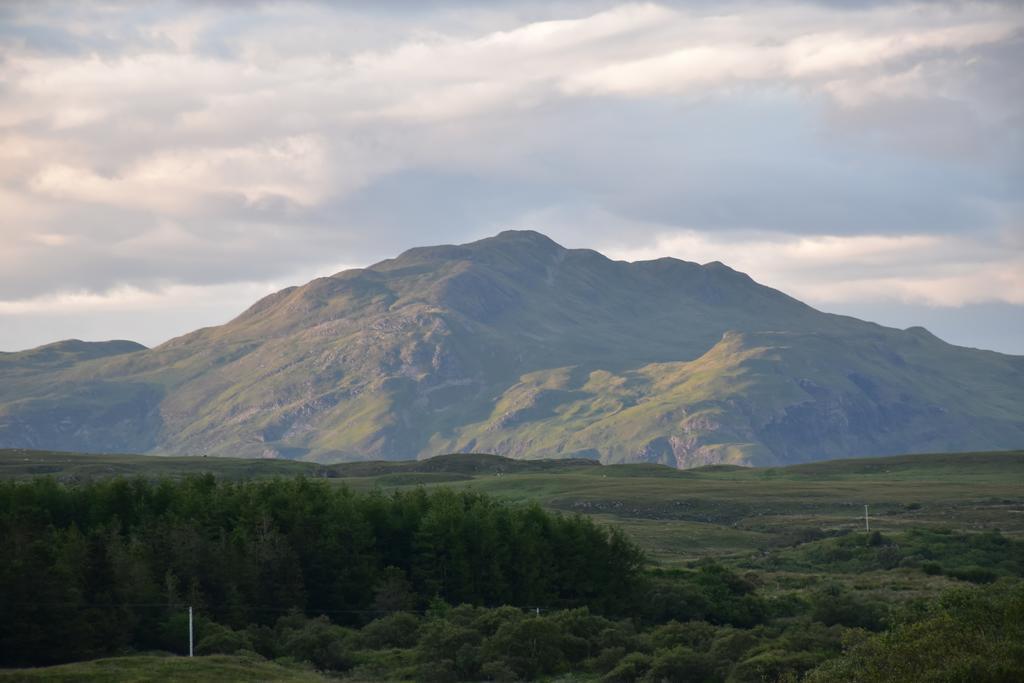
[1,231,1021,465]
[0,654,325,681]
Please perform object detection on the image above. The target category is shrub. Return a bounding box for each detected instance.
[602,652,651,682]
[277,615,356,671]
[195,623,253,655]
[708,629,759,664]
[416,619,482,681]
[590,646,627,674]
[647,620,716,651]
[360,612,421,649]
[946,565,998,584]
[876,545,901,570]
[731,650,820,683]
[646,645,718,683]
[805,581,1024,683]
[482,617,568,680]
[810,584,886,631]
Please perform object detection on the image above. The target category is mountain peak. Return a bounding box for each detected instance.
[2,230,1021,467]
[0,339,147,369]
[486,229,565,250]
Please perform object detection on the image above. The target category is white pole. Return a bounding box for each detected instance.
[188,605,194,657]
[864,505,869,533]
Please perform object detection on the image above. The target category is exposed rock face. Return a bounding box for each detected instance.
[1,231,1022,466]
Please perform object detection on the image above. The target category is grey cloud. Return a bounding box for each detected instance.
[0,0,1021,354]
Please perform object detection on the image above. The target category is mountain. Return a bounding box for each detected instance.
[1,230,1022,466]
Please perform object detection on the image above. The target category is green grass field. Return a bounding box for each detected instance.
[0,654,326,682]
[3,448,1021,567]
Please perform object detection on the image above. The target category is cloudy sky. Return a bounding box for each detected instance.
[1,0,1022,353]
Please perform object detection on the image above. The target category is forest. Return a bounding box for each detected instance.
[1,474,1022,681]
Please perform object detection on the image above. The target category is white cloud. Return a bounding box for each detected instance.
[604,228,1024,307]
[30,136,331,210]
[563,44,774,95]
[782,21,1014,76]
[0,1,1021,351]
[564,14,1018,98]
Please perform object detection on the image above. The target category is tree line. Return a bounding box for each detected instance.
[0,475,643,665]
[3,475,1021,680]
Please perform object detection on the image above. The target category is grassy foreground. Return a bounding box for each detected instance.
[1,448,1021,681]
[0,654,325,682]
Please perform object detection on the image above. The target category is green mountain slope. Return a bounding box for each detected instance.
[0,231,1021,465]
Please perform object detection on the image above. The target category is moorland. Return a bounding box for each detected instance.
[1,448,1022,681]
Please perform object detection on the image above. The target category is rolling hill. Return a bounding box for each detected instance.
[1,230,1021,466]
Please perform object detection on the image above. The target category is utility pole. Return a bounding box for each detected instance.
[864,505,870,533]
[188,605,194,657]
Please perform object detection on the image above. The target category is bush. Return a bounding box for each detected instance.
[875,545,901,570]
[360,612,421,649]
[646,645,718,683]
[946,565,998,584]
[590,646,627,674]
[731,650,820,683]
[602,652,651,682]
[277,615,356,671]
[195,623,254,655]
[482,617,568,680]
[480,659,519,682]
[647,621,716,651]
[642,565,767,628]
[347,648,417,681]
[810,584,886,631]
[708,629,759,664]
[805,581,1024,683]
[416,619,482,680]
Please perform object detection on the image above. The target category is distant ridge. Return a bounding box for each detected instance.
[2,447,1021,481]
[0,231,1021,466]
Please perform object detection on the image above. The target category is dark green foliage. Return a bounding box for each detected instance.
[810,584,888,631]
[416,618,481,681]
[729,649,819,683]
[755,528,1024,579]
[806,581,1024,682]
[646,645,717,682]
[2,467,1019,680]
[277,616,356,672]
[647,620,717,651]
[481,617,567,679]
[0,476,643,666]
[642,564,768,627]
[602,652,651,682]
[195,623,254,656]
[360,613,421,649]
[946,565,999,584]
